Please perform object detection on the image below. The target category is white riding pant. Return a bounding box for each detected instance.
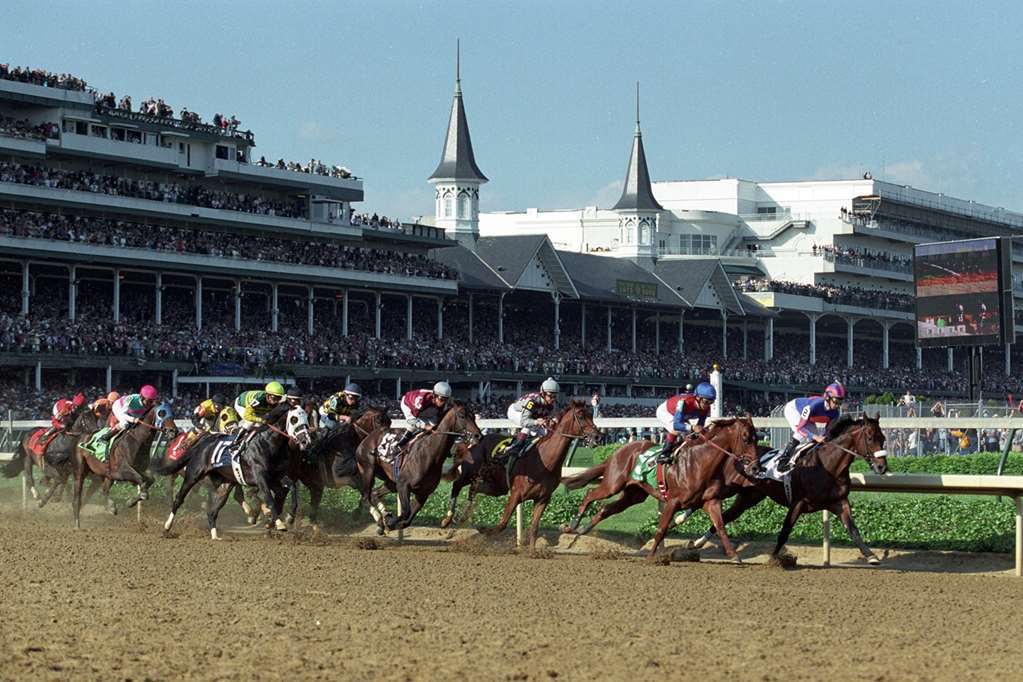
[784,402,812,443]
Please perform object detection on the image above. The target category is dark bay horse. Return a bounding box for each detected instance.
[357,400,481,533]
[71,403,178,529]
[288,408,390,525]
[562,416,760,561]
[687,414,888,564]
[445,400,601,552]
[159,406,311,539]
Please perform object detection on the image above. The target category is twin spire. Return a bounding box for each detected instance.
[428,39,487,184]
[611,81,663,212]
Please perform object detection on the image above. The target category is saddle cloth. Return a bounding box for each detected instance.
[27,428,60,457]
[757,442,817,482]
[629,445,662,487]
[375,432,402,462]
[209,435,244,485]
[80,428,120,462]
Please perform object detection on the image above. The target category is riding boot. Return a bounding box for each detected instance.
[95,428,118,443]
[394,430,416,454]
[776,438,800,473]
[655,434,678,464]
[39,426,58,441]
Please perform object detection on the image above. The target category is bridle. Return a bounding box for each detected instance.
[430,406,480,445]
[690,420,759,470]
[824,420,885,466]
[550,407,600,446]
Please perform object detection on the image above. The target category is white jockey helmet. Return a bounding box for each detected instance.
[541,378,560,394]
[433,381,452,398]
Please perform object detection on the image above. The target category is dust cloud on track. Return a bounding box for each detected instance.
[1,495,1022,681]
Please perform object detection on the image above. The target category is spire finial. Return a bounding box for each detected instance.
[635,81,641,134]
[455,39,461,94]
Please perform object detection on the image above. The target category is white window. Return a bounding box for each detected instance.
[444,197,454,218]
[459,195,470,219]
[625,224,634,243]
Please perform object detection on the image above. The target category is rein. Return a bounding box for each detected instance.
[692,425,752,465]
[264,422,298,443]
[825,424,881,463]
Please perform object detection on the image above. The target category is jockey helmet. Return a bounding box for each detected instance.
[344,383,362,397]
[824,382,846,400]
[140,385,158,400]
[694,382,717,402]
[285,387,304,400]
[72,392,87,407]
[433,381,452,398]
[106,391,120,402]
[265,381,286,397]
[212,394,226,406]
[541,377,560,394]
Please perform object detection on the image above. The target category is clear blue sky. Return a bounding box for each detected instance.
[5,1,1023,219]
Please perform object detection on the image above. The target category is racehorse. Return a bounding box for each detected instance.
[159,405,311,539]
[357,400,481,533]
[2,402,100,508]
[686,414,888,564]
[443,400,602,552]
[71,402,178,529]
[562,416,760,562]
[287,407,390,525]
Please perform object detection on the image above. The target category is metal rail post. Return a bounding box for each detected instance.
[1016,496,1022,578]
[822,510,831,566]
[515,504,524,547]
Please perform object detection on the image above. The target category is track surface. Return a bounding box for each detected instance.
[2,499,1023,681]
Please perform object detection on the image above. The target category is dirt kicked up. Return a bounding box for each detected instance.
[2,499,1023,681]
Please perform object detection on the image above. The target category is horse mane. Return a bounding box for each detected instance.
[826,414,861,439]
[560,400,589,416]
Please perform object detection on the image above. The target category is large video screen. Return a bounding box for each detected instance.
[914,238,1008,347]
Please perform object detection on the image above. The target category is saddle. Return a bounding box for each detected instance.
[757,442,818,481]
[79,428,122,462]
[27,428,60,458]
[209,434,246,485]
[629,445,671,500]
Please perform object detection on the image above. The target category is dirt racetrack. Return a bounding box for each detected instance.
[2,495,1023,681]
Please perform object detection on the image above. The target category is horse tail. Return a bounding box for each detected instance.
[150,449,192,476]
[2,444,25,478]
[561,461,607,490]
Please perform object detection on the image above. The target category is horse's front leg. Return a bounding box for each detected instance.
[483,489,521,537]
[703,498,741,563]
[835,498,880,565]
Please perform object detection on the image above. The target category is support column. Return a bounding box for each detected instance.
[678,311,685,353]
[395,377,402,401]
[195,277,203,330]
[765,317,774,361]
[580,303,586,350]
[112,269,121,323]
[67,265,76,322]
[1007,342,1012,377]
[721,310,728,359]
[406,294,413,341]
[105,365,112,393]
[341,289,348,336]
[154,272,162,325]
[468,293,474,343]
[808,313,819,366]
[552,292,561,350]
[375,292,382,339]
[916,345,922,370]
[655,311,661,354]
[629,307,636,353]
[34,361,41,391]
[171,369,179,399]
[742,319,748,360]
[606,305,613,352]
[498,293,505,344]
[271,284,279,332]
[437,298,444,339]
[234,280,242,332]
[21,262,29,316]
[846,317,855,368]
[307,287,315,335]
[882,321,891,369]
[948,347,954,372]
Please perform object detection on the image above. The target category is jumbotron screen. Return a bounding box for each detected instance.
[914,237,1012,347]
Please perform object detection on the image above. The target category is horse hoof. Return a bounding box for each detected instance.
[867,555,881,566]
[29,488,39,500]
[731,556,744,565]
[440,515,452,529]
[284,514,295,526]
[246,516,258,526]
[139,491,149,501]
[560,524,576,535]
[274,519,288,532]
[376,526,386,536]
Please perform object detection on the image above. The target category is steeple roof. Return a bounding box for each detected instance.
[428,44,487,184]
[611,83,663,212]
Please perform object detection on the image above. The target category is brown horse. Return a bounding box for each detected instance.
[444,400,602,552]
[71,403,178,529]
[357,400,481,533]
[562,416,760,561]
[687,414,888,564]
[288,407,390,525]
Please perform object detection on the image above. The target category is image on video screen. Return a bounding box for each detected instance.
[915,238,1003,347]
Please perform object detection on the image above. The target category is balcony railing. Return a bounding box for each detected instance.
[95,105,255,143]
[822,251,913,274]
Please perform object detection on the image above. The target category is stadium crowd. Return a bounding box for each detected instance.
[0,64,87,91]
[0,208,457,280]
[255,156,353,180]
[815,244,913,272]
[735,277,914,312]
[0,115,59,141]
[0,161,306,218]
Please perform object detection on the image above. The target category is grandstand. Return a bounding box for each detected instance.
[1,64,1022,421]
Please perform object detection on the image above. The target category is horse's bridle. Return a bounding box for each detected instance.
[551,408,600,445]
[691,421,759,470]
[830,422,885,465]
[431,408,480,445]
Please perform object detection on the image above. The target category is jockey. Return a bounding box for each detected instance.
[89,391,119,419]
[777,382,846,473]
[319,383,363,429]
[503,377,560,462]
[40,393,87,440]
[654,382,716,464]
[231,381,286,450]
[395,381,452,451]
[192,394,227,432]
[218,405,241,435]
[98,385,159,442]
